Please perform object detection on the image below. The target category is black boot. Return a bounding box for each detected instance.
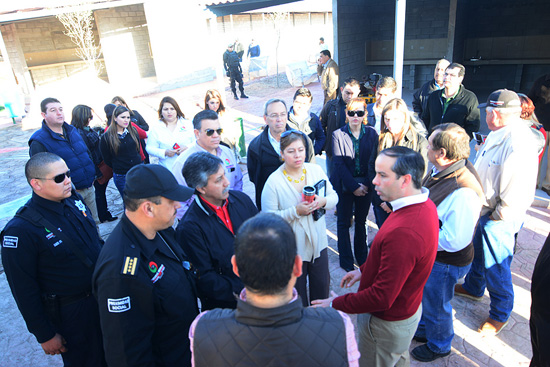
[240,93,249,99]
[233,92,239,100]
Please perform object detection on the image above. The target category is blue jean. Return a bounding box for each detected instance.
[113,173,126,200]
[336,190,372,270]
[463,214,516,322]
[415,261,471,353]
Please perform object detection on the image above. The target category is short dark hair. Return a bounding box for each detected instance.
[234,213,296,295]
[124,196,162,212]
[342,77,361,89]
[25,152,63,184]
[70,105,93,129]
[192,109,218,130]
[264,98,287,117]
[280,130,307,153]
[40,98,61,113]
[293,87,313,102]
[379,146,425,189]
[376,76,397,93]
[320,49,331,58]
[429,123,470,161]
[447,62,465,77]
[182,152,223,189]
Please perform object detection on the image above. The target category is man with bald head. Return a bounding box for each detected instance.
[412,59,451,116]
[2,152,105,366]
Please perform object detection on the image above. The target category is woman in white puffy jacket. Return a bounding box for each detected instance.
[146,96,195,169]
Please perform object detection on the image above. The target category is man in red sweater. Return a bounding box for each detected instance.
[313,146,439,367]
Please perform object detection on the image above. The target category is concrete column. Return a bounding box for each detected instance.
[0,24,33,95]
[393,0,407,98]
[446,0,457,61]
[332,0,338,64]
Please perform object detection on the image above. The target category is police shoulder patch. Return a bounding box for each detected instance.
[2,236,18,248]
[107,296,131,313]
[122,256,138,275]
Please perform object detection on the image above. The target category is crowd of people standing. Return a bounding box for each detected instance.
[1,52,550,367]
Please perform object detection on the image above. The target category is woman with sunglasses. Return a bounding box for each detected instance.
[261,130,338,306]
[71,104,118,223]
[373,98,428,228]
[331,97,379,272]
[100,105,147,198]
[146,96,195,170]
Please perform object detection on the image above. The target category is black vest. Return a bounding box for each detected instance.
[193,297,349,367]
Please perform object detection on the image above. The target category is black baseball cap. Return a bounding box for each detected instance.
[104,103,117,122]
[478,89,521,109]
[124,164,194,201]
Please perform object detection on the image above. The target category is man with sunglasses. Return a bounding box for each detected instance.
[2,152,106,366]
[29,97,99,224]
[171,110,243,219]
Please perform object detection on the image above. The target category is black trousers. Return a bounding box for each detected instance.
[295,248,329,307]
[229,69,244,95]
[56,295,107,367]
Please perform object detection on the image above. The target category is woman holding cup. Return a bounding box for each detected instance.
[331,97,379,272]
[262,130,338,306]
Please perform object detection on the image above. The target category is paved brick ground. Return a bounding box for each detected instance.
[1,75,549,366]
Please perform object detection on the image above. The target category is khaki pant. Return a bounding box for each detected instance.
[357,305,422,367]
[76,185,99,224]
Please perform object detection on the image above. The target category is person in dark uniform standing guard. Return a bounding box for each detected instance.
[93,164,198,367]
[1,152,106,366]
[223,44,248,100]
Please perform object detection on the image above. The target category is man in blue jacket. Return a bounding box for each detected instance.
[29,97,98,224]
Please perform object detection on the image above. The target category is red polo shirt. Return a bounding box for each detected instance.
[201,196,234,234]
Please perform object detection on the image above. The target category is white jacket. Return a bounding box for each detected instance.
[474,119,540,222]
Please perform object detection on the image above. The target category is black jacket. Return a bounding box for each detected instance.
[100,131,143,174]
[412,79,441,115]
[247,125,315,209]
[2,192,101,343]
[422,85,480,138]
[320,96,347,158]
[93,215,198,367]
[176,191,258,310]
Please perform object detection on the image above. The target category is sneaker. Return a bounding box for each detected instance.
[478,317,508,336]
[411,344,450,362]
[454,284,482,301]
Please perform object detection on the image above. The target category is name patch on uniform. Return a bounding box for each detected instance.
[107,296,131,313]
[122,257,138,275]
[2,236,18,248]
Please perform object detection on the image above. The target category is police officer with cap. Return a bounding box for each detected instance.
[1,152,106,366]
[93,164,198,367]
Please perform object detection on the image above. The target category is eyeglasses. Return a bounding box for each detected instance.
[281,129,302,139]
[204,128,223,136]
[35,170,71,184]
[347,110,365,117]
[267,113,287,120]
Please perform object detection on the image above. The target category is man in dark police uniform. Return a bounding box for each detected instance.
[93,164,198,367]
[1,152,105,366]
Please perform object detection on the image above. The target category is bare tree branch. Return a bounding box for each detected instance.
[56,7,102,75]
[267,12,289,87]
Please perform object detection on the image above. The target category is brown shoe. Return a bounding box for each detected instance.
[478,317,508,336]
[454,284,482,301]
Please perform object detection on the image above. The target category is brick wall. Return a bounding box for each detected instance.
[95,4,154,79]
[338,0,451,89]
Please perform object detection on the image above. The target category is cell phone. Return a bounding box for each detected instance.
[472,132,487,145]
[173,143,180,150]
